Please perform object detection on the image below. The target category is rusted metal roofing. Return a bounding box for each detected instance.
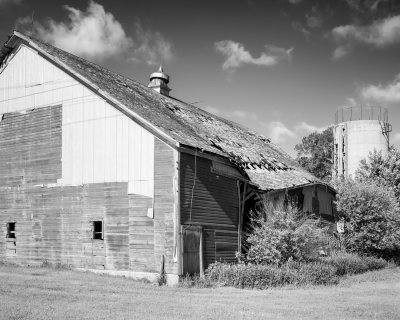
[1,31,321,191]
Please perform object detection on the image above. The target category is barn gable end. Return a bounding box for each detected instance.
[0,40,180,280]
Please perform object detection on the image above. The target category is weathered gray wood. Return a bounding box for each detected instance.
[0,105,179,276]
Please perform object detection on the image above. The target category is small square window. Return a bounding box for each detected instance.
[7,222,16,239]
[92,221,103,240]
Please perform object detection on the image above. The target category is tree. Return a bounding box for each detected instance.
[334,179,400,258]
[295,127,333,180]
[356,147,400,200]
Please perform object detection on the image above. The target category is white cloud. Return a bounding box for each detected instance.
[201,106,221,115]
[332,15,400,58]
[345,0,388,12]
[266,121,297,143]
[22,1,132,61]
[295,121,327,134]
[16,1,173,65]
[346,97,358,107]
[129,22,173,66]
[361,73,400,103]
[0,0,21,6]
[215,40,293,70]
[200,106,327,145]
[306,6,323,29]
[231,110,248,119]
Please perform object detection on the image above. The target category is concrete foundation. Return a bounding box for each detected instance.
[75,268,180,286]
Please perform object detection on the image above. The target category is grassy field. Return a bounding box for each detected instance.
[0,264,399,320]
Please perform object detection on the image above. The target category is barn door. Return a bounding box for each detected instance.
[182,226,203,276]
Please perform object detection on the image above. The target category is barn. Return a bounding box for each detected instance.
[0,31,336,283]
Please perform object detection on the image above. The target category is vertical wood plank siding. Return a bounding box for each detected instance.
[180,153,239,267]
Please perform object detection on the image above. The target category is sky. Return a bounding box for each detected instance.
[0,0,400,156]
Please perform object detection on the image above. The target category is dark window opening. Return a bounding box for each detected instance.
[93,221,103,240]
[7,222,16,238]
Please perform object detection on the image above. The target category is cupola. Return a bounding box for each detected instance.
[148,66,171,96]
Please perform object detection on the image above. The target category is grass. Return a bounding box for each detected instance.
[0,264,399,320]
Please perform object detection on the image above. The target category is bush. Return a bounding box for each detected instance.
[334,179,400,259]
[203,252,388,290]
[246,205,327,265]
[205,261,339,289]
[322,252,387,276]
[362,256,388,271]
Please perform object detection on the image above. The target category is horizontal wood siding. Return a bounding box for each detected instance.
[129,194,155,272]
[154,139,179,275]
[0,106,61,186]
[180,153,239,268]
[0,182,131,269]
[0,104,178,275]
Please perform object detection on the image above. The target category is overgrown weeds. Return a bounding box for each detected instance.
[322,252,387,276]
[40,260,71,270]
[181,252,388,289]
[179,274,213,288]
[205,261,339,289]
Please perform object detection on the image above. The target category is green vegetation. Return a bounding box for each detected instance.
[294,127,333,180]
[334,179,400,259]
[199,253,387,290]
[356,148,400,200]
[246,205,326,265]
[205,260,339,288]
[1,263,399,320]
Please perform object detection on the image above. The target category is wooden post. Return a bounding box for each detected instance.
[237,181,241,253]
[238,183,247,255]
[199,226,204,278]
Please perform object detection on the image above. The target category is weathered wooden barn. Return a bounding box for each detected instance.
[0,31,336,282]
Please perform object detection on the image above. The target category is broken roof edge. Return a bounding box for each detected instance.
[179,144,257,185]
[263,181,336,194]
[5,31,180,150]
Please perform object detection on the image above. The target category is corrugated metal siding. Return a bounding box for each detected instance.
[180,153,239,268]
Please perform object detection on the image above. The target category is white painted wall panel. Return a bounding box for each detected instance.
[0,44,155,198]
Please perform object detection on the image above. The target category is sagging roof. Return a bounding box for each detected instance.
[0,31,322,191]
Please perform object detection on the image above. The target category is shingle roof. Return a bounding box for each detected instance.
[1,31,321,191]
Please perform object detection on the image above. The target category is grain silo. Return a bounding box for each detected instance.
[333,106,392,178]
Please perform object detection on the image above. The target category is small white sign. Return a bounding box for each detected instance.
[147,207,154,219]
[337,220,345,233]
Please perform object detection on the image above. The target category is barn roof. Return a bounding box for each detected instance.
[0,31,322,191]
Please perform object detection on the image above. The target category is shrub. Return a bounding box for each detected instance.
[362,256,388,270]
[334,179,400,259]
[246,204,327,265]
[205,261,339,289]
[203,252,388,290]
[322,252,387,276]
